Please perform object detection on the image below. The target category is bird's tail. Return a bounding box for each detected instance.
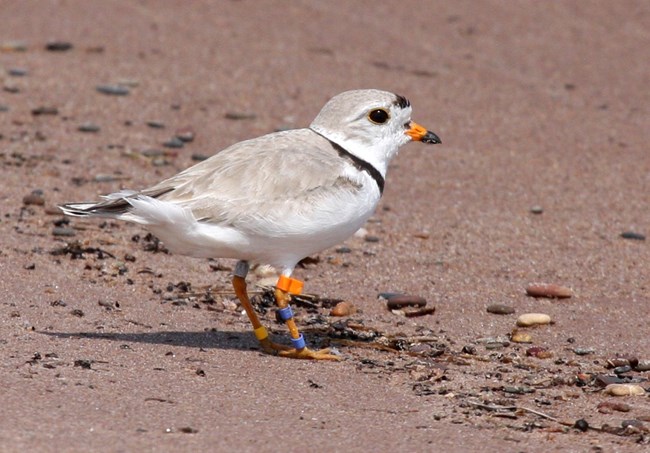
[59,187,173,218]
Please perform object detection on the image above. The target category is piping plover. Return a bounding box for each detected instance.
[60,89,441,360]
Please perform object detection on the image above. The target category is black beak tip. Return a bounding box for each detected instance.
[422,131,442,144]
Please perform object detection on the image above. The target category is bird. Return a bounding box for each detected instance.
[60,89,441,360]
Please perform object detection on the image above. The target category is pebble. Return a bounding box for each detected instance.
[163,137,184,148]
[510,329,533,343]
[364,235,380,243]
[146,121,166,129]
[224,112,257,120]
[597,401,631,413]
[486,304,515,315]
[31,106,59,116]
[404,307,435,318]
[526,346,553,359]
[45,41,73,52]
[530,205,544,214]
[335,246,352,254]
[620,231,646,241]
[572,347,595,356]
[603,384,646,396]
[78,122,100,133]
[614,365,633,375]
[0,40,27,52]
[141,148,164,157]
[516,313,551,327]
[175,127,195,142]
[606,357,636,368]
[595,375,628,387]
[635,360,650,371]
[573,419,589,432]
[23,190,45,206]
[385,295,427,310]
[0,104,9,112]
[52,227,76,237]
[526,283,572,298]
[8,68,28,77]
[96,84,130,96]
[191,153,209,162]
[330,301,356,317]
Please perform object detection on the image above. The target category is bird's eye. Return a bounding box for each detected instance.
[367,108,390,124]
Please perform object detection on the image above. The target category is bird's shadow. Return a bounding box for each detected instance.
[39,329,266,352]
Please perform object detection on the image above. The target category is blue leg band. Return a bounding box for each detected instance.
[291,334,306,350]
[277,306,294,321]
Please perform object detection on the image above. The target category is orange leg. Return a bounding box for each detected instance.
[273,275,340,361]
[232,261,289,354]
[231,261,339,360]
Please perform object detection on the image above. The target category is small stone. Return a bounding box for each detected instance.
[635,360,650,371]
[620,231,646,241]
[163,137,184,148]
[45,41,73,52]
[24,263,36,270]
[8,68,28,77]
[511,329,533,343]
[31,106,59,116]
[573,419,589,432]
[70,309,85,317]
[526,346,553,359]
[621,419,646,430]
[603,384,646,396]
[146,121,166,129]
[224,112,257,120]
[606,357,634,368]
[330,301,356,317]
[96,84,130,96]
[516,313,551,327]
[530,205,544,214]
[385,295,427,310]
[486,304,515,315]
[595,374,627,387]
[23,190,45,206]
[572,347,595,356]
[141,148,164,157]
[1,40,27,52]
[175,126,195,142]
[404,307,435,318]
[461,345,476,355]
[78,122,100,133]
[526,283,572,298]
[613,365,633,375]
[597,401,631,413]
[364,235,380,243]
[191,154,209,162]
[0,104,9,112]
[335,246,352,254]
[52,227,76,237]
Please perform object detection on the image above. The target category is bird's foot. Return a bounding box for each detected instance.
[278,347,341,361]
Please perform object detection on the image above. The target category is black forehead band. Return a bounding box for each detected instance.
[393,94,411,109]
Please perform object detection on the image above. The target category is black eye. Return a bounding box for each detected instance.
[368,108,390,124]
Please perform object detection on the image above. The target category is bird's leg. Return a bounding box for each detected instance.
[274,275,340,361]
[232,261,289,354]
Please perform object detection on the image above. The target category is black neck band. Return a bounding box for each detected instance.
[313,132,385,196]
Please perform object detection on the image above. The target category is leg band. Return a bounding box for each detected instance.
[276,275,303,295]
[277,305,294,321]
[234,260,250,278]
[291,334,306,350]
[253,326,268,341]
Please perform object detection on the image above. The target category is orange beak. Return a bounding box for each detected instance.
[405,122,441,144]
